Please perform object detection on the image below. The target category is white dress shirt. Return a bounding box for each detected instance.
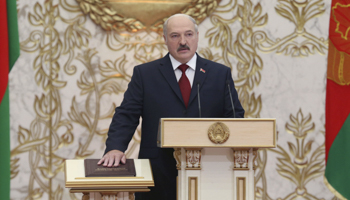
[169,54,197,87]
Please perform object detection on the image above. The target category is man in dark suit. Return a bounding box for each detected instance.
[98,13,244,200]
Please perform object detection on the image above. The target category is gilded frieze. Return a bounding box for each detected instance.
[253,0,328,57]
[76,0,221,34]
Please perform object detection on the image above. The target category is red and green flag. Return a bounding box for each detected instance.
[325,0,350,199]
[0,0,19,199]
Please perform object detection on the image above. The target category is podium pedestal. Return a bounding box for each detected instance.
[65,159,154,200]
[158,118,276,200]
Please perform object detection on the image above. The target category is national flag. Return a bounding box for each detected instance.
[0,0,20,199]
[325,0,350,199]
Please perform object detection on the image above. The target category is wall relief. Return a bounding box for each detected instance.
[76,0,221,33]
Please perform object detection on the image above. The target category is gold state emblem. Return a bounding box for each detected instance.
[76,0,221,33]
[208,122,230,144]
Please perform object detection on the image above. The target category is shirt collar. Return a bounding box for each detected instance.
[169,53,197,71]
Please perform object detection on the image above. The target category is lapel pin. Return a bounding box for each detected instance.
[200,68,206,73]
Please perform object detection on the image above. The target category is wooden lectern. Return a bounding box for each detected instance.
[65,159,154,200]
[158,118,276,200]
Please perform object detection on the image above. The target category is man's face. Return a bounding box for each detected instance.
[164,16,199,64]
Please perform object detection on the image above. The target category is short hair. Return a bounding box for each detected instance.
[163,14,198,38]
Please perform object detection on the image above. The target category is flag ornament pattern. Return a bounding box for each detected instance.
[325,0,350,199]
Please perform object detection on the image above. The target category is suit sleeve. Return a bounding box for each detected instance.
[224,68,245,118]
[104,66,144,154]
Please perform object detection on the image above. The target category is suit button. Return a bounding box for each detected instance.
[183,110,187,114]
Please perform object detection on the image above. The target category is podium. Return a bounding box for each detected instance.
[65,159,154,200]
[158,118,276,200]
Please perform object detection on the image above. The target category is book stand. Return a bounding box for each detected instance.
[65,159,154,200]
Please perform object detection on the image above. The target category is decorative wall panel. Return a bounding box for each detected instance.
[9,0,339,199]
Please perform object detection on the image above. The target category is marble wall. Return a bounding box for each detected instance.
[9,0,338,199]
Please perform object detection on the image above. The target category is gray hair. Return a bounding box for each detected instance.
[163,14,198,38]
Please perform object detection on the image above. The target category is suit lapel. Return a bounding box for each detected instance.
[188,55,208,106]
[158,54,184,103]
[158,54,209,108]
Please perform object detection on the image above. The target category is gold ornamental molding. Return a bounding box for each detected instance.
[268,109,324,199]
[188,177,198,200]
[236,177,246,200]
[174,148,182,170]
[232,149,249,170]
[208,122,230,144]
[76,0,221,34]
[253,0,327,57]
[185,148,202,170]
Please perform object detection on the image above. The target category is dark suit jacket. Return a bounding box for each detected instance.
[104,53,244,199]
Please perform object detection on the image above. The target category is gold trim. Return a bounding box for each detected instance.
[65,162,68,188]
[66,180,154,188]
[185,168,202,170]
[70,188,150,193]
[161,118,276,122]
[233,168,249,171]
[274,118,276,147]
[323,176,347,199]
[162,145,275,148]
[188,177,198,200]
[148,159,154,184]
[232,148,251,151]
[161,120,165,147]
[100,191,118,196]
[75,176,144,179]
[236,177,246,200]
[339,51,346,84]
[185,148,203,150]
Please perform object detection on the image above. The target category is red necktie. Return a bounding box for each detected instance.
[178,64,191,107]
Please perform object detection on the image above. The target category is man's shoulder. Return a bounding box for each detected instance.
[197,55,230,71]
[135,55,169,69]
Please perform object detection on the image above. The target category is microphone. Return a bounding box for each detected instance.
[196,81,201,118]
[226,80,236,118]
